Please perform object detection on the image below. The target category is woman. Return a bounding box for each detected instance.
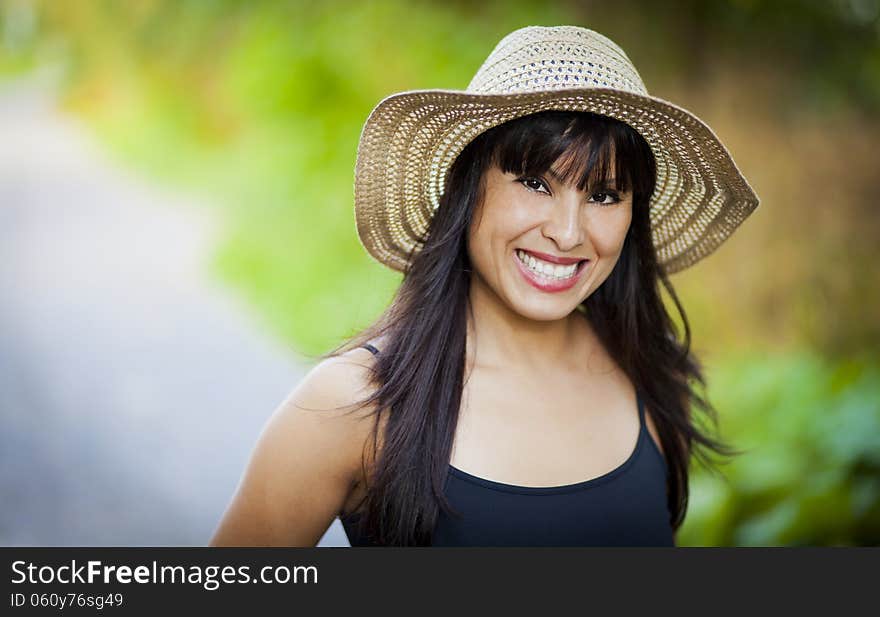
[210,25,759,547]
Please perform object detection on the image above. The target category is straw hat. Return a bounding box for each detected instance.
[353,25,759,274]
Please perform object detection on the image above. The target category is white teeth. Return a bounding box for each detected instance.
[516,250,581,281]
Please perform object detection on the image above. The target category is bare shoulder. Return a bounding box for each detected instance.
[268,346,381,460]
[296,347,381,417]
[209,346,381,546]
[268,345,385,480]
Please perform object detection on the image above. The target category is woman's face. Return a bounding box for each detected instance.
[467,157,633,322]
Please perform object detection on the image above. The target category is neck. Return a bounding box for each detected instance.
[465,276,601,377]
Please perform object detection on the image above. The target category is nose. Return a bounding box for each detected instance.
[541,190,583,252]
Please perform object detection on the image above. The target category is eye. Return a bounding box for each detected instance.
[517,176,551,195]
[589,191,621,205]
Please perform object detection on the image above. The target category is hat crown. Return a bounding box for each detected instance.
[466,25,648,96]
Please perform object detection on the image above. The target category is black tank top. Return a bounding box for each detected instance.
[340,343,675,546]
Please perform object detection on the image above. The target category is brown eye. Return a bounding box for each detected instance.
[518,177,550,194]
[589,191,621,205]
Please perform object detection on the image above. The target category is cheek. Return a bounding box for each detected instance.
[485,199,543,248]
[469,202,526,256]
[466,212,495,271]
[589,209,633,256]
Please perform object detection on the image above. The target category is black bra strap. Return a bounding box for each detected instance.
[361,343,380,356]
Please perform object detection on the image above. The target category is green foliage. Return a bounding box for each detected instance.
[679,351,880,546]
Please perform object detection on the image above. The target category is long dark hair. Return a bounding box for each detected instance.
[323,110,739,545]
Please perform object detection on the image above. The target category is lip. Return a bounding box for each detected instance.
[518,249,585,265]
[513,251,589,293]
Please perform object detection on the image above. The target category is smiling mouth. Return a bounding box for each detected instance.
[515,249,588,281]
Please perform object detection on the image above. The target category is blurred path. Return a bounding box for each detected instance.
[0,77,349,546]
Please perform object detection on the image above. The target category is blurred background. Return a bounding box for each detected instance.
[0,0,877,546]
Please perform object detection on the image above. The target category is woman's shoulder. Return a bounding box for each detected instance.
[288,337,390,438]
[296,341,386,420]
[208,342,386,546]
[257,341,387,478]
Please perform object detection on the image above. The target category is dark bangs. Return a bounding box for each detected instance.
[486,110,655,200]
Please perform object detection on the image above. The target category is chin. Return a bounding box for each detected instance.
[511,301,578,322]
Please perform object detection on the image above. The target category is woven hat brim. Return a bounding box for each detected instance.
[354,87,760,274]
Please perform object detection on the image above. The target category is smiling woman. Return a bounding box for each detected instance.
[210,25,759,547]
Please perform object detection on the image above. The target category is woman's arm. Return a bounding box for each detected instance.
[209,349,378,546]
